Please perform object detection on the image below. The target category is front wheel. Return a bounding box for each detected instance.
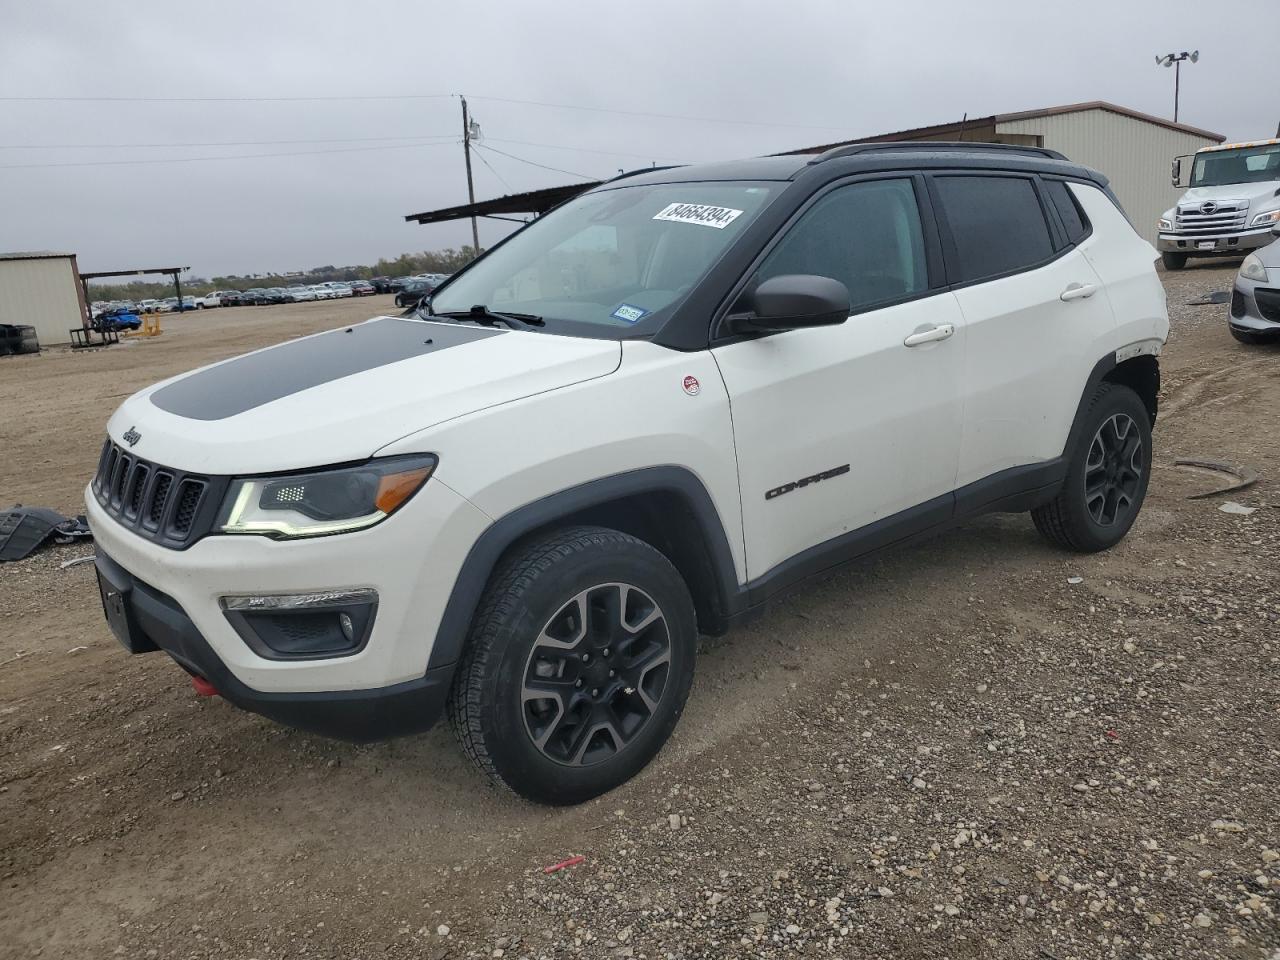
[449,526,697,805]
[1032,383,1152,553]
[1231,327,1268,345]
[1161,251,1187,271]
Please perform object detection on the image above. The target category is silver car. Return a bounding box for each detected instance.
[1229,227,1280,344]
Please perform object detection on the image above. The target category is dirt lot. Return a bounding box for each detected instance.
[1,271,1277,960]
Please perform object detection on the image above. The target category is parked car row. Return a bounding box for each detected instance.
[91,296,194,318]
[392,274,450,307]
[89,274,451,319]
[207,280,377,306]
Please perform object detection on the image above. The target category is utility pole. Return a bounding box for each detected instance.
[460,96,480,257]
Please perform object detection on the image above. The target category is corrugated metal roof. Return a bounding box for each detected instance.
[779,101,1224,156]
[0,251,76,262]
[996,101,1224,142]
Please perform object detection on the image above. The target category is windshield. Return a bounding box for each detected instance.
[1191,144,1280,187]
[429,181,776,336]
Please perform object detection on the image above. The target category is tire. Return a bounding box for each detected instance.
[1161,251,1187,271]
[1230,327,1268,345]
[448,525,698,805]
[1032,382,1152,553]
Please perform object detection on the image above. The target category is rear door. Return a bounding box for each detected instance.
[712,175,966,580]
[928,173,1116,491]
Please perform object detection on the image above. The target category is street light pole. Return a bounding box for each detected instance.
[1155,50,1199,123]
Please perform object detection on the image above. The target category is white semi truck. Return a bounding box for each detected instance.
[1159,138,1280,269]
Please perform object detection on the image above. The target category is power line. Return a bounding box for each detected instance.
[0,140,456,170]
[468,94,852,132]
[474,143,596,181]
[485,136,690,164]
[0,89,852,133]
[0,135,458,150]
[0,93,454,103]
[471,146,514,193]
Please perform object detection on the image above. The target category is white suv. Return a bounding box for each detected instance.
[88,144,1168,804]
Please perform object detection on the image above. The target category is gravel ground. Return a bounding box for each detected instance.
[0,265,1277,959]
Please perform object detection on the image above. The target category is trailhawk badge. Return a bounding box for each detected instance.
[122,426,142,447]
[682,375,701,396]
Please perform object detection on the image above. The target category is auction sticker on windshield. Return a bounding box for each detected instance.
[653,203,744,229]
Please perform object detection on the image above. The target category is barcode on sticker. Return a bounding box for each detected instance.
[653,203,744,229]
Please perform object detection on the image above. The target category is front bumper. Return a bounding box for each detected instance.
[85,473,491,695]
[1158,228,1275,255]
[95,550,453,740]
[1228,276,1280,336]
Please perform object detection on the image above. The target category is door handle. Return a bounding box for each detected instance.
[903,323,955,347]
[1060,282,1098,302]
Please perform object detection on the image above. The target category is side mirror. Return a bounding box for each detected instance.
[1170,156,1181,188]
[729,274,851,334]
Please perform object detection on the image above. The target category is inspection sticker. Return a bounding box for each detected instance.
[653,202,744,229]
[611,303,650,323]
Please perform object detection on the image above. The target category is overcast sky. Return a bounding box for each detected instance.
[2,0,1275,280]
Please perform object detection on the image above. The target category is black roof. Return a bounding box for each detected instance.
[589,145,1105,191]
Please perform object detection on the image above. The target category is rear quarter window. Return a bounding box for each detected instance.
[934,175,1055,284]
[1043,179,1091,245]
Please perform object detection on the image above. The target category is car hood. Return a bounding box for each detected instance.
[107,316,622,475]
[1178,182,1280,209]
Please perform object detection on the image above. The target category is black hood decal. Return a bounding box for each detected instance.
[150,318,502,421]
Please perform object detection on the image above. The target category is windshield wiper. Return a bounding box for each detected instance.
[428,304,544,330]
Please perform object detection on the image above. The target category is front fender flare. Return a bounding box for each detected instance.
[426,466,741,671]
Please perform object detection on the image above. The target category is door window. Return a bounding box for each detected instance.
[934,175,1054,283]
[755,178,928,313]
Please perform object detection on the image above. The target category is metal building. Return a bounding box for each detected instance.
[0,251,89,348]
[407,101,1224,248]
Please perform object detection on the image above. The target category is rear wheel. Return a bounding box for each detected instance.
[1032,383,1152,553]
[1161,251,1187,271]
[449,526,697,805]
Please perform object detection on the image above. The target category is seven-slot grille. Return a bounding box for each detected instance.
[1172,200,1249,236]
[92,439,214,546]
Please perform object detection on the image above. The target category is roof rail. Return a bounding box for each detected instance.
[604,165,685,184]
[810,140,1068,164]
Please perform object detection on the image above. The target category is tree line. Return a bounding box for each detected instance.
[86,246,478,301]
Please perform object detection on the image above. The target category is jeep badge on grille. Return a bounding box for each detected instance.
[122,426,141,447]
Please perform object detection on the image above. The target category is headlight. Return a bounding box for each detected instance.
[1158,218,1173,231]
[1250,209,1280,227]
[1239,253,1269,283]
[217,454,437,538]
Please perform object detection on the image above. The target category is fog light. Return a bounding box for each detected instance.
[221,589,377,660]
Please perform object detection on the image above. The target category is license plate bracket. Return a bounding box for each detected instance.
[96,565,153,653]
[1197,240,1216,249]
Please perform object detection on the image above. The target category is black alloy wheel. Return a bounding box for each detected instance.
[1083,413,1144,527]
[521,582,672,767]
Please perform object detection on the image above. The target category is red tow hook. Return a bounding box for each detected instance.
[191,675,219,698]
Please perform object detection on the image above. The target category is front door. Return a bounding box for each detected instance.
[712,177,966,581]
